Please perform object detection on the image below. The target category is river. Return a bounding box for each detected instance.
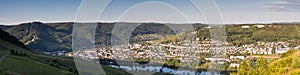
[109,65,231,75]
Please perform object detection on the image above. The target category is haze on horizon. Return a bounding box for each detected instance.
[1,0,300,25]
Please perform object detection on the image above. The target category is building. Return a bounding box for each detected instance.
[204,58,230,64]
[241,25,250,29]
[230,56,246,60]
[276,48,290,54]
[256,25,265,28]
[294,45,300,50]
[229,63,240,67]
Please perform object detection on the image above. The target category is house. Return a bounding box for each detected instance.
[206,26,212,29]
[294,45,300,50]
[230,56,246,60]
[57,52,65,56]
[196,38,200,41]
[256,25,265,28]
[229,63,240,67]
[65,53,73,57]
[241,25,250,29]
[276,48,290,54]
[204,58,230,64]
[31,35,38,41]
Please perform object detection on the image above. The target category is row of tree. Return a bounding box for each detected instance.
[10,49,27,56]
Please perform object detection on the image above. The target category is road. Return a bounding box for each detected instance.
[0,54,9,64]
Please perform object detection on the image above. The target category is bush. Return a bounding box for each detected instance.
[291,70,300,75]
[292,56,300,68]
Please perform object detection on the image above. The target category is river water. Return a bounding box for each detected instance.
[109,65,230,75]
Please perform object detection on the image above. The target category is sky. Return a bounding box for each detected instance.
[1,0,300,25]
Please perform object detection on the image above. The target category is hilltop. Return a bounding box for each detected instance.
[1,22,300,53]
[0,22,183,52]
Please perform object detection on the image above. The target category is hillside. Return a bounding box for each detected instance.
[1,22,300,53]
[0,22,180,52]
[0,29,132,75]
[0,29,75,75]
[0,22,73,52]
[225,24,300,46]
[0,28,28,50]
[237,50,300,75]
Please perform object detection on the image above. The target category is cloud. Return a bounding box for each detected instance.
[0,18,10,22]
[0,18,18,25]
[267,0,300,12]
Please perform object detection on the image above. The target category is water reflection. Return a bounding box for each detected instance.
[109,65,228,75]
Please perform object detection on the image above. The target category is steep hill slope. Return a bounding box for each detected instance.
[237,50,300,75]
[0,28,28,50]
[0,22,72,52]
[0,29,76,75]
[0,29,132,75]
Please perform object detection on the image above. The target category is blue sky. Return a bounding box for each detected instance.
[0,0,300,24]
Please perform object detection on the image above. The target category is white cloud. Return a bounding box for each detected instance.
[267,0,300,12]
[0,18,10,22]
[0,18,19,25]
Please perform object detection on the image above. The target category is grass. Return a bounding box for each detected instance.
[0,39,76,75]
[74,58,131,75]
[0,39,134,75]
[0,56,74,75]
[250,55,280,59]
[151,35,178,44]
[254,50,300,75]
[0,40,32,55]
[0,46,9,57]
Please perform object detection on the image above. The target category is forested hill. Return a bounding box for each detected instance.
[0,28,28,50]
[0,27,132,75]
[238,50,300,75]
[1,22,300,52]
[0,22,188,52]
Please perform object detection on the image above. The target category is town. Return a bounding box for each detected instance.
[63,37,297,70]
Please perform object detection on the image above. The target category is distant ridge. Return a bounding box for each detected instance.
[0,21,300,52]
[3,21,300,26]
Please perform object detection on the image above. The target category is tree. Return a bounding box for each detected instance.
[292,56,300,68]
[159,69,163,73]
[238,60,250,75]
[15,51,19,55]
[10,49,16,54]
[272,49,276,54]
[222,62,229,71]
[255,57,270,75]
[68,67,74,72]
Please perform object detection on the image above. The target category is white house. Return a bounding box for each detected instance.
[241,25,250,29]
[230,63,240,67]
[196,38,200,41]
[230,56,246,60]
[206,26,212,29]
[204,58,230,64]
[276,48,290,54]
[294,45,300,50]
[256,25,265,28]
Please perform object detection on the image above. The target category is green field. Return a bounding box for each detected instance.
[0,56,74,75]
[0,39,75,75]
[0,39,134,75]
[0,45,9,57]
